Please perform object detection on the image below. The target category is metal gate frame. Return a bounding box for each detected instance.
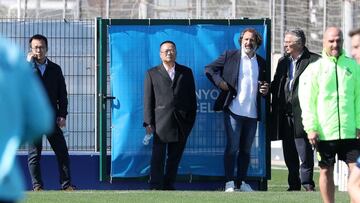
[96,18,271,188]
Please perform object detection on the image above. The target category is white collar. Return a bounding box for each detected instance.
[241,49,257,60]
[290,52,303,62]
[163,63,175,72]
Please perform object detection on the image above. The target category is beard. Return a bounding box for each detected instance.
[243,45,257,55]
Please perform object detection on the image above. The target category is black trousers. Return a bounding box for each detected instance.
[294,136,315,187]
[27,126,71,189]
[282,116,315,189]
[149,132,188,190]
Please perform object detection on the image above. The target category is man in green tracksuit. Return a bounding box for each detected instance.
[299,27,360,203]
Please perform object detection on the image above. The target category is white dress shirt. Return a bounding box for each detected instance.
[288,53,302,91]
[229,50,259,118]
[163,63,175,81]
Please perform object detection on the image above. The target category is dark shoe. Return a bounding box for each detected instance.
[33,186,43,191]
[63,185,76,191]
[287,187,301,191]
[163,184,175,191]
[149,183,162,190]
[303,185,315,192]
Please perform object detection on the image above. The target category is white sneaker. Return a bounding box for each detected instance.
[239,181,254,192]
[225,181,235,192]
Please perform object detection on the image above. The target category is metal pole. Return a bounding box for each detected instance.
[343,0,354,56]
[231,0,236,18]
[154,0,158,18]
[271,0,275,53]
[170,0,174,18]
[196,0,201,19]
[94,17,99,152]
[280,0,285,55]
[36,0,40,19]
[268,0,271,19]
[24,0,27,18]
[139,0,147,19]
[74,0,80,20]
[323,0,326,32]
[106,0,110,19]
[17,0,21,19]
[97,17,108,181]
[63,0,67,19]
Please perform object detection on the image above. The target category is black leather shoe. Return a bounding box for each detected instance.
[287,187,301,191]
[163,185,175,190]
[149,184,162,190]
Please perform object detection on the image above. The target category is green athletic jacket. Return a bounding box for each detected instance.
[298,50,360,141]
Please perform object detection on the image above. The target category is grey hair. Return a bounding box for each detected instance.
[285,28,306,47]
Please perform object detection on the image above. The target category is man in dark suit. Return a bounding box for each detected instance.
[271,29,319,191]
[27,34,75,191]
[143,40,197,190]
[205,28,269,192]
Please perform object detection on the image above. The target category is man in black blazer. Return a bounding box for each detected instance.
[143,40,197,190]
[27,34,75,191]
[271,29,320,191]
[205,28,269,192]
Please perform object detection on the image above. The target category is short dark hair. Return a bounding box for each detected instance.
[238,28,262,47]
[29,34,48,49]
[285,28,306,47]
[160,40,176,49]
[349,28,360,37]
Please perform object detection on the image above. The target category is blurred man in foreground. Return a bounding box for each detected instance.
[0,36,53,202]
[349,28,360,64]
[347,27,360,203]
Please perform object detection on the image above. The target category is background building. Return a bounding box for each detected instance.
[1,0,359,54]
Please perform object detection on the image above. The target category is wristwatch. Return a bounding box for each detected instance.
[357,156,360,168]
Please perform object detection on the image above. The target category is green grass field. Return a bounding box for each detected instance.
[21,168,350,203]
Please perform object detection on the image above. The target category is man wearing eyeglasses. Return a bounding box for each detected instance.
[27,34,75,191]
[143,40,197,190]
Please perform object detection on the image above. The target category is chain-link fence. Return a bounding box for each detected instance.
[0,18,96,151]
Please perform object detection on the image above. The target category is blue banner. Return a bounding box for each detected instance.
[110,24,268,178]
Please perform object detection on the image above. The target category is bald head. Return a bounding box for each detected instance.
[323,27,343,57]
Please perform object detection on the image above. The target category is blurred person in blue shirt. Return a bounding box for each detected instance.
[347,28,360,203]
[0,36,53,203]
